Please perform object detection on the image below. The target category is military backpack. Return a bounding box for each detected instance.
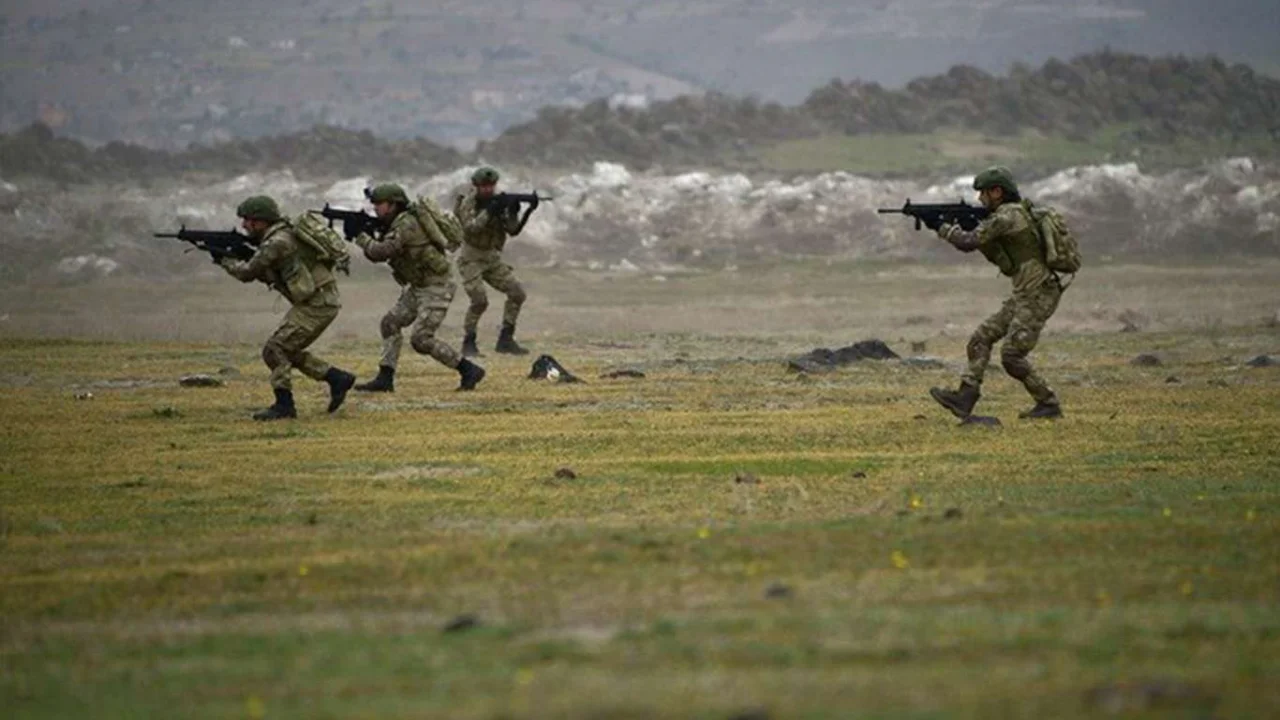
[1023,201,1081,277]
[292,210,352,275]
[409,196,465,253]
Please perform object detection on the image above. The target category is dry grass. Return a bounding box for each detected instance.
[1,261,1279,718]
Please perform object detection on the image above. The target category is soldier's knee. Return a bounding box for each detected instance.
[379,314,402,339]
[1000,345,1030,379]
[410,332,437,356]
[469,293,490,312]
[262,341,287,368]
[506,284,527,305]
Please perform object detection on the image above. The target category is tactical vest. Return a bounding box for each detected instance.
[457,192,508,252]
[386,211,450,287]
[979,204,1044,277]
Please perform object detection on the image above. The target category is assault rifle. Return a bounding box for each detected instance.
[154,227,257,263]
[483,191,552,216]
[877,200,990,232]
[319,204,380,241]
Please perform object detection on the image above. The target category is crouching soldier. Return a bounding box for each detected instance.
[928,166,1065,420]
[352,183,485,393]
[220,195,356,420]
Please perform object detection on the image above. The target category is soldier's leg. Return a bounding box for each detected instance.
[1002,282,1063,412]
[963,298,1016,388]
[378,288,418,371]
[409,283,462,369]
[409,282,486,391]
[930,298,1014,418]
[486,261,529,354]
[459,256,490,336]
[484,261,527,327]
[276,303,340,382]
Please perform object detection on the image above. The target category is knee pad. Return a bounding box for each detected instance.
[410,330,437,355]
[379,314,402,339]
[1001,347,1030,379]
[262,341,288,368]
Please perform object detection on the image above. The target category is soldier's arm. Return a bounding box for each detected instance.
[355,224,405,263]
[939,209,1016,253]
[220,235,287,281]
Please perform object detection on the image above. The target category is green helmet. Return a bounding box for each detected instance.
[972,166,1019,195]
[471,166,500,185]
[367,183,409,205]
[235,195,282,222]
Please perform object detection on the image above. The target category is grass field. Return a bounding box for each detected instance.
[2,262,1279,718]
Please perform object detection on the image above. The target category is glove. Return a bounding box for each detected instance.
[353,233,371,250]
[937,223,956,240]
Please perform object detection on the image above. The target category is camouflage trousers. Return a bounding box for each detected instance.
[264,286,339,391]
[379,281,462,370]
[457,248,526,333]
[963,278,1062,404]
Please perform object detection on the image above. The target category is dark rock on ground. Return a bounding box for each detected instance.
[944,507,963,520]
[764,582,792,599]
[1131,353,1163,367]
[788,339,899,372]
[1245,354,1277,367]
[554,467,577,480]
[734,472,759,485]
[442,614,480,634]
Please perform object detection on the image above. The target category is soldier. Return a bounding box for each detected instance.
[219,195,356,420]
[454,166,533,356]
[928,166,1064,420]
[352,183,485,393]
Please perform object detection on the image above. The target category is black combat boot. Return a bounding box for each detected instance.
[354,365,395,393]
[929,382,981,419]
[1018,399,1063,420]
[253,388,297,421]
[324,367,356,413]
[495,322,529,355]
[456,358,486,391]
[461,331,482,358]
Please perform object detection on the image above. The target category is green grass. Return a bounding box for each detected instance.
[2,264,1280,718]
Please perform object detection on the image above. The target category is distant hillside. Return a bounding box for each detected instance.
[0,124,462,184]
[3,53,1279,184]
[482,52,1280,171]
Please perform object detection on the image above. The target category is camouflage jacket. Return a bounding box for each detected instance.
[941,201,1052,295]
[355,209,450,287]
[456,189,522,253]
[221,221,337,305]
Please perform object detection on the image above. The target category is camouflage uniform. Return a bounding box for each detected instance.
[940,199,1063,408]
[455,189,528,336]
[356,210,461,371]
[221,221,340,392]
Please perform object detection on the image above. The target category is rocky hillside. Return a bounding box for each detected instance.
[483,53,1280,169]
[4,53,1278,184]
